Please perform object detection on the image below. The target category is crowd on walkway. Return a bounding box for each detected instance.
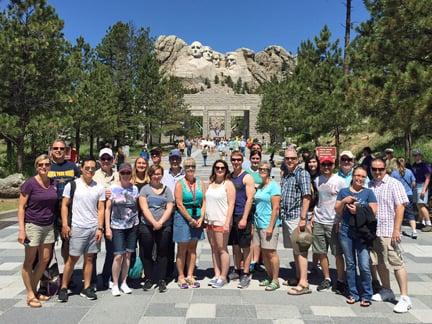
[17,138,432,314]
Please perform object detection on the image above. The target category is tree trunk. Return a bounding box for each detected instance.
[16,136,24,172]
[343,0,352,75]
[89,132,94,158]
[6,139,13,162]
[334,127,341,168]
[75,125,81,157]
[404,130,412,161]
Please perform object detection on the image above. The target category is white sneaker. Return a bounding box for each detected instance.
[111,285,121,297]
[393,296,412,313]
[372,288,396,302]
[120,282,132,294]
[109,281,113,289]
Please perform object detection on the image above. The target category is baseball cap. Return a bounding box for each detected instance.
[340,150,354,159]
[169,149,182,159]
[319,156,335,164]
[150,147,162,156]
[292,227,313,253]
[118,163,132,173]
[384,148,394,154]
[412,149,422,156]
[99,148,113,158]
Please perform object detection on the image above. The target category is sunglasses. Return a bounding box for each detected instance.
[258,168,270,172]
[371,167,385,172]
[84,167,96,172]
[120,171,131,175]
[185,165,196,169]
[52,147,65,151]
[38,162,50,168]
[152,173,163,177]
[284,157,298,161]
[215,166,226,171]
[100,157,113,162]
[231,158,242,162]
[341,158,353,162]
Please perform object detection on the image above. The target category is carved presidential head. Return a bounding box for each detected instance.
[190,41,203,58]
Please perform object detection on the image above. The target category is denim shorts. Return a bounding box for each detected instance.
[112,226,137,255]
[173,211,204,243]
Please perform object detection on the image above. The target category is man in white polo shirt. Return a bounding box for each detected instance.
[58,157,105,302]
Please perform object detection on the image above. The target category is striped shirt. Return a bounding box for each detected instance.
[368,174,408,237]
[280,165,311,221]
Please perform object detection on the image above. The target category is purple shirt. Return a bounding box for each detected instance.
[412,162,431,184]
[21,177,57,226]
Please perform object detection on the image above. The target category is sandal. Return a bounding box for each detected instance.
[360,300,371,307]
[27,297,42,308]
[265,281,280,291]
[37,293,50,302]
[287,284,312,295]
[185,277,200,288]
[259,279,271,287]
[346,296,357,305]
[283,278,299,286]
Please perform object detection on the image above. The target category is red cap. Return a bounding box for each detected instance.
[319,156,335,164]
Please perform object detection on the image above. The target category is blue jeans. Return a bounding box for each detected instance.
[339,223,372,301]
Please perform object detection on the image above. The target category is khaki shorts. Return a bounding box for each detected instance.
[312,222,343,256]
[282,218,307,256]
[253,227,279,250]
[25,223,55,247]
[370,237,405,271]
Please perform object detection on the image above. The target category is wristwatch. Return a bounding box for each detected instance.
[97,227,104,233]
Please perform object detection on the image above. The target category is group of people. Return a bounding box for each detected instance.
[17,139,424,314]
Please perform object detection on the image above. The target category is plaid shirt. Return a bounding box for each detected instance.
[280,165,311,220]
[368,174,408,237]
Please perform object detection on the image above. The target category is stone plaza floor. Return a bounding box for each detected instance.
[0,150,431,323]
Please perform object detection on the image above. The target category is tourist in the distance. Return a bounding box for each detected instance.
[105,163,139,296]
[18,154,57,307]
[205,160,236,288]
[336,166,377,306]
[391,157,417,239]
[173,157,205,289]
[139,165,174,293]
[411,149,431,232]
[253,161,281,291]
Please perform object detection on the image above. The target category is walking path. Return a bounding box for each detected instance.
[0,149,431,323]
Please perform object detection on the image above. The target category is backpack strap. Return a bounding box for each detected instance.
[67,180,76,226]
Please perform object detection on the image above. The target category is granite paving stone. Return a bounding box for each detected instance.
[186,303,216,318]
[0,306,91,324]
[216,304,257,318]
[144,303,188,317]
[255,304,301,319]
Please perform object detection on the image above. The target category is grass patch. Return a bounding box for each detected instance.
[0,198,18,213]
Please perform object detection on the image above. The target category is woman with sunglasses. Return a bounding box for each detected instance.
[253,161,281,291]
[173,158,205,288]
[105,163,139,296]
[18,154,57,307]
[139,165,174,293]
[335,166,377,306]
[205,159,236,288]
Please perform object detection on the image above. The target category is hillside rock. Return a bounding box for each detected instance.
[0,173,25,198]
[154,35,296,91]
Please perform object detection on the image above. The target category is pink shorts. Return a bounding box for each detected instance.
[206,224,225,232]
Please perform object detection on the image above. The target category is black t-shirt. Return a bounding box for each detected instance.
[48,160,80,199]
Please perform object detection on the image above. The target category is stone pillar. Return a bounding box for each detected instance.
[203,108,209,138]
[225,109,231,139]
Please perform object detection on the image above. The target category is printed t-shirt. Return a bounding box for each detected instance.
[48,160,80,198]
[110,184,139,229]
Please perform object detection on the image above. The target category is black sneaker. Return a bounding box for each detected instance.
[372,279,381,294]
[143,279,153,291]
[317,279,331,292]
[80,287,97,300]
[332,280,347,295]
[158,280,167,293]
[228,269,240,281]
[57,288,68,303]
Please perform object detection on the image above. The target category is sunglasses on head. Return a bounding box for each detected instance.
[38,162,50,168]
[52,147,65,151]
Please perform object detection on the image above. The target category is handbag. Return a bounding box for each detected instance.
[40,252,61,296]
[128,254,143,279]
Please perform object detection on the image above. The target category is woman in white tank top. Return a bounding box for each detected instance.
[205,160,236,288]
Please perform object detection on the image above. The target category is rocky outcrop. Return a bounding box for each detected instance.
[0,173,25,198]
[154,35,296,92]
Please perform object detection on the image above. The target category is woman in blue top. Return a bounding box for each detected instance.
[335,166,377,306]
[391,157,417,238]
[253,162,281,291]
[173,158,205,288]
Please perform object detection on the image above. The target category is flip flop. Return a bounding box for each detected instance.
[360,300,371,307]
[287,285,312,295]
[346,296,357,304]
[37,294,50,302]
[27,297,42,308]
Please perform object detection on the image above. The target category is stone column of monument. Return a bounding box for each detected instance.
[203,109,209,138]
[225,109,231,139]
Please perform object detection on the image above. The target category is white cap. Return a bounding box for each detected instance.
[340,150,354,159]
[99,148,113,158]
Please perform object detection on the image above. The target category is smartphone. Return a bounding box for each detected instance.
[23,238,30,246]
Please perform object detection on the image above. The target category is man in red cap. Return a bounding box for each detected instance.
[311,156,347,294]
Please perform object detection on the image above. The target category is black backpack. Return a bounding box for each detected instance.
[58,180,76,228]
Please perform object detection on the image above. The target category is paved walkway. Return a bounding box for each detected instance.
[0,150,431,323]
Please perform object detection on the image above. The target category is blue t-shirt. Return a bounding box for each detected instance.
[391,169,415,196]
[254,181,281,229]
[336,187,377,224]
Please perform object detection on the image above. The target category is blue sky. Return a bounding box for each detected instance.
[45,0,370,54]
